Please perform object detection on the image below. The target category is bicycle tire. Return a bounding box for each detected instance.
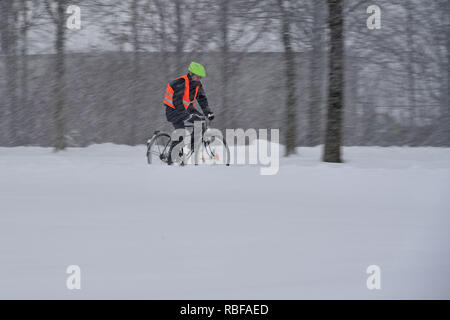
[194,135,231,166]
[147,132,171,165]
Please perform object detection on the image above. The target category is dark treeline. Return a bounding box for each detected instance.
[0,0,449,160]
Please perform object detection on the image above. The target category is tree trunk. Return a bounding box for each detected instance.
[306,0,324,146]
[278,0,298,156]
[129,0,140,145]
[323,0,344,163]
[442,0,450,145]
[53,0,67,150]
[175,0,183,73]
[220,0,230,129]
[20,0,30,145]
[1,1,19,146]
[406,1,416,136]
[345,62,359,145]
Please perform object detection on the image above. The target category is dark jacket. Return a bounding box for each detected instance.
[165,73,212,123]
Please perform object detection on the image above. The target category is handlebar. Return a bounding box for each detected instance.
[184,116,209,128]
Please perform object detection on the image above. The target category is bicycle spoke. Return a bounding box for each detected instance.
[157,142,162,154]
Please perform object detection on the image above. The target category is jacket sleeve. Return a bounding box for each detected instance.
[196,84,212,115]
[172,78,191,121]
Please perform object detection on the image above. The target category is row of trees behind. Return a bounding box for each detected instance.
[1,0,449,162]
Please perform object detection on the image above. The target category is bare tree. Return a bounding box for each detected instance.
[436,0,450,144]
[44,0,69,150]
[129,0,141,145]
[1,1,19,146]
[405,0,416,130]
[19,0,30,128]
[18,0,43,145]
[323,0,344,162]
[219,0,231,128]
[174,0,184,73]
[306,0,326,146]
[277,0,298,156]
[213,0,270,128]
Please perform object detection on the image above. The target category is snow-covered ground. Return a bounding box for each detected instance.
[0,144,449,299]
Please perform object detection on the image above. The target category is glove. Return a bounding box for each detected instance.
[206,112,215,121]
[186,113,203,123]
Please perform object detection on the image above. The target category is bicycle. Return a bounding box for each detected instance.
[146,116,230,166]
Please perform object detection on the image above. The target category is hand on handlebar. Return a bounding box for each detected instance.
[186,113,204,123]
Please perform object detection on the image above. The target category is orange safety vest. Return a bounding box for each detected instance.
[163,74,199,109]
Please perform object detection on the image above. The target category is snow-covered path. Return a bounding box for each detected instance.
[0,145,449,299]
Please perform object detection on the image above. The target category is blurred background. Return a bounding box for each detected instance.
[0,0,448,153]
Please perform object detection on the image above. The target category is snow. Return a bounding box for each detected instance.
[0,144,449,299]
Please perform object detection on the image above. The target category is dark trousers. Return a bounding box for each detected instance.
[167,110,203,163]
[167,120,193,163]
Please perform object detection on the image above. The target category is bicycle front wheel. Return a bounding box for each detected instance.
[195,135,230,166]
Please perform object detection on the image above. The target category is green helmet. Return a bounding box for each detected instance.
[188,61,206,77]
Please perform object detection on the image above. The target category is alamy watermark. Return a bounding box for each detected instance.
[367,5,382,30]
[66,5,81,30]
[366,265,381,290]
[66,265,81,290]
[169,122,280,176]
[58,3,383,31]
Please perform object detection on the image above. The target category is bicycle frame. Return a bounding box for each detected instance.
[179,120,209,165]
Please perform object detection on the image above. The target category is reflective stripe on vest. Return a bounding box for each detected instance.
[163,74,199,110]
[163,83,175,109]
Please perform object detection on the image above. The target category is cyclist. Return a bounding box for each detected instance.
[162,61,214,165]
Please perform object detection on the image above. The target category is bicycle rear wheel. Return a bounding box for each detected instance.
[147,132,171,164]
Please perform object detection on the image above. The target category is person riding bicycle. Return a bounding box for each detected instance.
[163,61,214,165]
